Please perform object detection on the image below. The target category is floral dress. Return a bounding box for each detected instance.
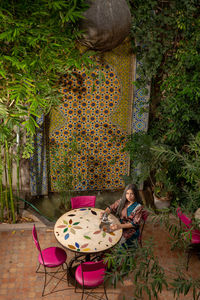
[109,199,143,245]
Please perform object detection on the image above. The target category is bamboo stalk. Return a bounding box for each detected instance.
[0,146,4,221]
[16,129,20,213]
[5,140,15,223]
[4,149,10,220]
[0,180,3,221]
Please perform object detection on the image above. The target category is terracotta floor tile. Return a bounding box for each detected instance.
[0,220,200,299]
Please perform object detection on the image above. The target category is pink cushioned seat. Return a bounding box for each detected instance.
[38,247,67,267]
[75,260,108,300]
[75,261,105,287]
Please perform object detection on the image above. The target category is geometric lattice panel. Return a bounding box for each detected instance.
[132,61,150,133]
[48,41,134,191]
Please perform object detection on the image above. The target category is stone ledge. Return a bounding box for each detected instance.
[0,209,55,231]
[0,221,47,231]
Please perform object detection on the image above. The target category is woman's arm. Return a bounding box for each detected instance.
[110,222,133,231]
[100,199,121,218]
[110,205,143,231]
[100,207,111,218]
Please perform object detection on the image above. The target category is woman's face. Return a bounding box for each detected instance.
[126,189,135,203]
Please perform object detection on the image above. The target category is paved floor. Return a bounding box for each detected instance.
[0,217,200,300]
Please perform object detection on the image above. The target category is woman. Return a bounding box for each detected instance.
[101,183,143,246]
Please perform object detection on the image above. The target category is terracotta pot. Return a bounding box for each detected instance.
[153,193,171,210]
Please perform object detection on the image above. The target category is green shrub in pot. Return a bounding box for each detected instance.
[123,132,177,205]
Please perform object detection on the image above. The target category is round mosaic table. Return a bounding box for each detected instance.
[54,207,122,254]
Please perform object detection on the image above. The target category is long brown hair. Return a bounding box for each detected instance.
[116,183,138,217]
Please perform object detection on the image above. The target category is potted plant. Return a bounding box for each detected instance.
[124,132,176,209]
[150,168,174,209]
[151,133,200,212]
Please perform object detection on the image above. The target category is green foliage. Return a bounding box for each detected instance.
[106,208,200,299]
[129,0,200,143]
[0,0,93,222]
[124,132,153,184]
[171,272,200,300]
[125,0,200,208]
[0,0,93,137]
[50,138,81,210]
[125,130,200,209]
[105,239,168,299]
[124,132,176,198]
[150,133,200,211]
[130,0,200,148]
[129,0,199,85]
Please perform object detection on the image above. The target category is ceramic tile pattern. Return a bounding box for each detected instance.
[48,40,134,193]
[29,39,150,197]
[0,220,199,300]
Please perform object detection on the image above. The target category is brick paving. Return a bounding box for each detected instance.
[0,219,200,300]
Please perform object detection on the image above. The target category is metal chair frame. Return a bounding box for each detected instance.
[32,225,69,296]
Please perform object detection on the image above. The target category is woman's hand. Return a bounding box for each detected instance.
[100,211,105,219]
[110,223,121,231]
[100,208,110,219]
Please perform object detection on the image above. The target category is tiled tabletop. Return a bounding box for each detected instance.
[54,207,122,253]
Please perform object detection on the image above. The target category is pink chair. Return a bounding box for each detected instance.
[71,196,96,209]
[32,225,68,296]
[177,207,192,228]
[176,208,200,270]
[138,209,149,247]
[75,260,108,300]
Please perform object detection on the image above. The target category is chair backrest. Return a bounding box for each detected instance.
[142,210,149,222]
[71,196,96,209]
[32,224,41,253]
[81,260,106,273]
[177,207,192,228]
[138,210,148,246]
[140,210,149,232]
